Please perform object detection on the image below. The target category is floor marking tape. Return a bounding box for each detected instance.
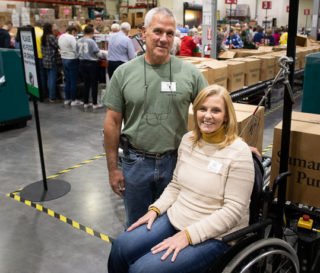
[262,144,273,155]
[10,153,106,195]
[264,93,302,117]
[6,192,113,244]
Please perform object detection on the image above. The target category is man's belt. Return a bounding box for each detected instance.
[129,146,177,160]
[119,134,177,159]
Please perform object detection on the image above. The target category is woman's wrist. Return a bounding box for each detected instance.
[148,206,160,216]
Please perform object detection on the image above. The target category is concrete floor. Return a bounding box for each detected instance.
[0,90,303,273]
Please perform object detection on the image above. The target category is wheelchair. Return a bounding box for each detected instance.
[205,154,301,273]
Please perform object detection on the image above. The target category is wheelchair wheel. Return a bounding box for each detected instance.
[222,238,299,273]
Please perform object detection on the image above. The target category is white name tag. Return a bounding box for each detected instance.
[161,82,176,92]
[208,160,222,173]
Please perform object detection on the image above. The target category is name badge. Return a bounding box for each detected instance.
[161,82,176,92]
[208,160,222,173]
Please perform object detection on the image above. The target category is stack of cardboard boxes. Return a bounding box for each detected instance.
[270,111,320,208]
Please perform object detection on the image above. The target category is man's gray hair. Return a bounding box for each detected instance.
[144,7,176,28]
[121,22,131,32]
[111,23,120,31]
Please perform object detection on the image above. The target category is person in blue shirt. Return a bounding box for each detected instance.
[225,28,243,49]
[107,22,136,79]
[264,28,275,46]
[253,26,265,45]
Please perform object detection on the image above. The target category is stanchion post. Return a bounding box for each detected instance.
[275,0,299,238]
[33,97,48,191]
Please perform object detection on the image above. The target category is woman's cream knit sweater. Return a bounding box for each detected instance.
[151,131,255,245]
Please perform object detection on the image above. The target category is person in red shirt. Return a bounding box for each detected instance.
[179,29,197,56]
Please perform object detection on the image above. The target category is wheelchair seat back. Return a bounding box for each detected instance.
[249,153,265,225]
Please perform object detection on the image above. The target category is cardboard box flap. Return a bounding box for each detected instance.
[218,51,236,59]
[201,61,228,70]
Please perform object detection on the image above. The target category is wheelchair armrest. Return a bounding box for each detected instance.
[222,219,273,244]
[271,171,291,195]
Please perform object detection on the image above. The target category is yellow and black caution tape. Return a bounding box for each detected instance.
[47,153,106,179]
[11,153,106,195]
[6,192,113,244]
[262,144,273,155]
[264,93,302,117]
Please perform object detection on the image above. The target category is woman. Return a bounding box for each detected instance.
[58,25,82,106]
[76,25,103,109]
[273,28,281,46]
[179,29,197,56]
[41,23,61,102]
[108,85,255,273]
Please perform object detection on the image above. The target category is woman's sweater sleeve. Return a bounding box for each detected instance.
[186,146,254,245]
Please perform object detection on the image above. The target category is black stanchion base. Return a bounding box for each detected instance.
[20,179,71,202]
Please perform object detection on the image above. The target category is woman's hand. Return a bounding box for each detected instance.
[126,210,157,232]
[151,231,189,262]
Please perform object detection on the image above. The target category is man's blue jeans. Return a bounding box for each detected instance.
[121,149,177,228]
[46,65,58,100]
[62,59,79,101]
[108,213,229,273]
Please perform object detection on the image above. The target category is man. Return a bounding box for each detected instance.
[225,28,243,49]
[94,15,109,34]
[0,21,13,48]
[58,25,82,106]
[102,7,208,227]
[107,22,136,79]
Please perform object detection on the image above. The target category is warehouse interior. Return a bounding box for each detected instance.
[1,0,320,272]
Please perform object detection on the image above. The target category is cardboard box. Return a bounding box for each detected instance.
[39,8,55,24]
[265,52,285,76]
[58,6,72,20]
[252,55,275,81]
[218,51,236,59]
[74,6,89,20]
[296,35,309,47]
[201,61,228,88]
[294,51,302,70]
[120,13,134,26]
[233,49,265,58]
[0,12,12,27]
[224,61,245,92]
[230,58,260,86]
[187,103,264,152]
[270,111,320,208]
[134,11,145,27]
[233,103,264,153]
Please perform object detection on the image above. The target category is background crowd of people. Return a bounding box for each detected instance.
[0,16,319,108]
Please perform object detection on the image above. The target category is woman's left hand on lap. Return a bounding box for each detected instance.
[151,231,189,262]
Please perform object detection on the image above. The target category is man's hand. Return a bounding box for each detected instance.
[151,231,189,262]
[127,210,157,232]
[109,169,125,197]
[249,146,262,161]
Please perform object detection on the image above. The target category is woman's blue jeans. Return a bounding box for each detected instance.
[121,149,177,228]
[46,65,58,100]
[62,59,79,101]
[108,214,229,273]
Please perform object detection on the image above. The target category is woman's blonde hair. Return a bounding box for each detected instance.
[191,84,238,149]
